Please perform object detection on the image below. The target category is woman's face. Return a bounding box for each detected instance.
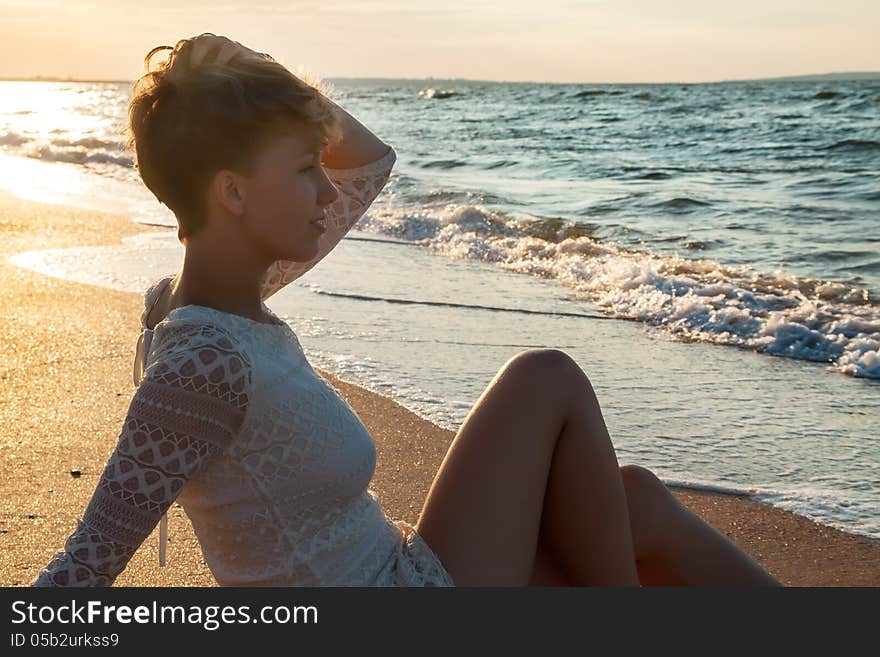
[239,126,338,264]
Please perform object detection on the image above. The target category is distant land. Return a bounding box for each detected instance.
[718,71,880,82]
[0,71,878,85]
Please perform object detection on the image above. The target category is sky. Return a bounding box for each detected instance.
[0,0,877,83]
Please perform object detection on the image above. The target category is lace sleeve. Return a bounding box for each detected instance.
[31,324,252,587]
[259,145,397,301]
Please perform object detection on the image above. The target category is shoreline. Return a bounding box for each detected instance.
[1,190,878,586]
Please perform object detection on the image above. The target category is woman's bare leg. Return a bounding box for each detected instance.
[535,357,642,585]
[415,348,639,586]
[618,464,782,586]
[527,465,783,586]
[415,348,780,587]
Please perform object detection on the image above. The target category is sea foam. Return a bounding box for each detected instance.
[359,202,880,379]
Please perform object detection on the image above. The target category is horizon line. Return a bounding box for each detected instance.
[0,70,878,86]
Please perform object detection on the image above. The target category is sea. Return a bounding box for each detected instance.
[1,77,878,539]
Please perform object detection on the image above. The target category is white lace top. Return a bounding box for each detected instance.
[32,146,455,587]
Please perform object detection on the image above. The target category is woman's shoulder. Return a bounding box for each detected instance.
[142,314,254,405]
[151,309,251,360]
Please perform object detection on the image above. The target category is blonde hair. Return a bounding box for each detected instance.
[126,34,343,241]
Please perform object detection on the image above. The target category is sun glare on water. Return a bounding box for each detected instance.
[0,81,135,206]
[0,81,109,141]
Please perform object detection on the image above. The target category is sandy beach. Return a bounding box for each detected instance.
[1,190,878,587]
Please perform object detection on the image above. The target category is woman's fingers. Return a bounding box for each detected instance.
[188,35,250,68]
[177,35,261,79]
[188,36,228,68]
[214,40,245,65]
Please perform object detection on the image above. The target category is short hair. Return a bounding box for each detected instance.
[126,34,343,241]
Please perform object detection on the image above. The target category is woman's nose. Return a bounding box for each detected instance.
[319,170,339,206]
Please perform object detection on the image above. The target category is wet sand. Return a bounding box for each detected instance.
[1,190,878,587]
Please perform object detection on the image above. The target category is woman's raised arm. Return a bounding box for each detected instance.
[183,33,390,169]
[321,97,392,170]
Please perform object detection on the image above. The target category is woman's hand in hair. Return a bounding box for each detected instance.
[188,34,260,68]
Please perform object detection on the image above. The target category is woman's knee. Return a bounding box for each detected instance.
[619,464,665,495]
[503,348,591,391]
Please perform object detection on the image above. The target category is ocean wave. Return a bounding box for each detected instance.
[632,92,667,101]
[812,249,879,263]
[630,171,671,180]
[666,478,878,538]
[845,260,880,273]
[0,131,132,167]
[310,288,604,320]
[358,203,880,379]
[420,158,469,169]
[650,197,712,210]
[825,139,880,151]
[52,136,124,151]
[30,144,133,167]
[484,159,519,169]
[0,132,28,146]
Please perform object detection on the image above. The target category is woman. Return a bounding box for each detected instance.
[32,34,779,587]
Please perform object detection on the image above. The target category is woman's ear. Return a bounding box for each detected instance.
[210,169,247,216]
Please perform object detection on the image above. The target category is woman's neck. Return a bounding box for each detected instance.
[149,240,273,328]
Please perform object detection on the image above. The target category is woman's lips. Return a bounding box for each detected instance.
[311,217,326,233]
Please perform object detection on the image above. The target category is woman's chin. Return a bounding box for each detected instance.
[277,243,320,264]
